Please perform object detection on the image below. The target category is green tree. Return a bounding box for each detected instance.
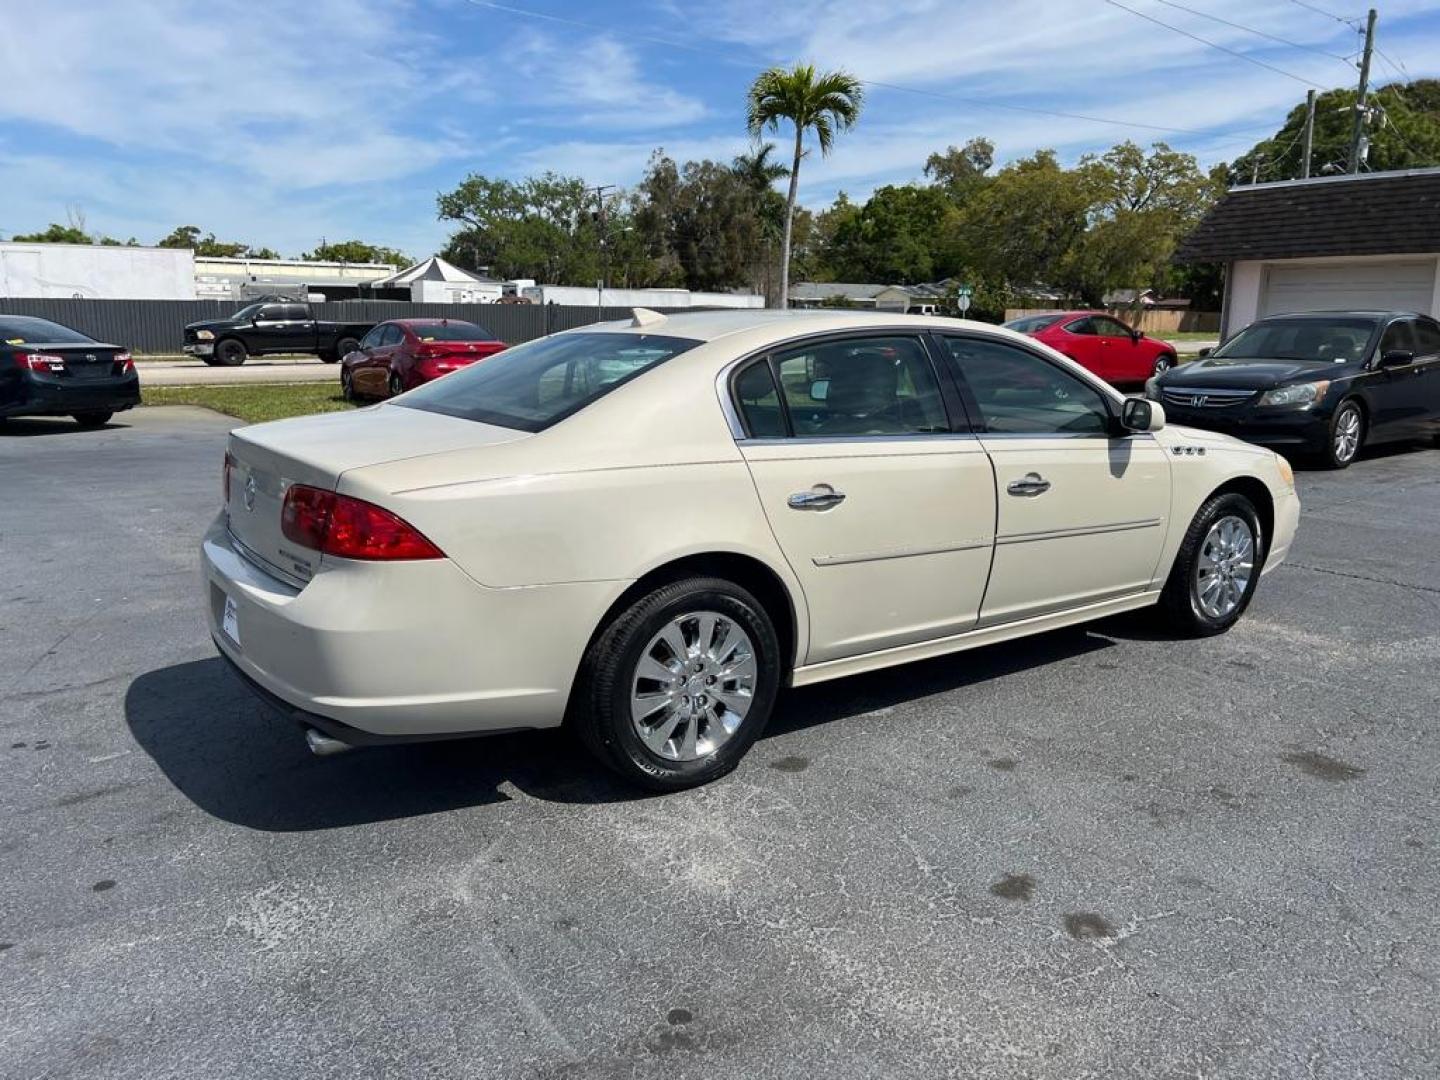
[438,173,606,284]
[924,137,995,201]
[1231,80,1440,182]
[156,225,268,258]
[746,63,864,308]
[825,184,953,283]
[12,223,93,244]
[635,152,770,292]
[304,239,409,266]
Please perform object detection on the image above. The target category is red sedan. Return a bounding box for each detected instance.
[340,318,506,400]
[1003,311,1177,387]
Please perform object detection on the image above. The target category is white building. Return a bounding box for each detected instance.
[370,256,505,304]
[520,284,764,309]
[194,255,396,301]
[0,241,196,299]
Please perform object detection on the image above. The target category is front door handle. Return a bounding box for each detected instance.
[788,484,846,511]
[1007,472,1051,497]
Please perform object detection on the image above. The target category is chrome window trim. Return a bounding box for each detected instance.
[736,432,980,448]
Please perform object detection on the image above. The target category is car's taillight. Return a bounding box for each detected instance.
[280,484,443,561]
[223,451,236,505]
[22,352,64,372]
[115,352,134,374]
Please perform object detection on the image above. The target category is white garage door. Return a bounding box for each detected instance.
[1260,260,1437,317]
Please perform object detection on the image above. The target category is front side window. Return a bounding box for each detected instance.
[396,331,700,431]
[358,326,383,350]
[1413,319,1440,356]
[1094,316,1134,338]
[769,335,948,437]
[257,305,286,321]
[940,336,1112,436]
[379,324,404,347]
[1378,319,1417,357]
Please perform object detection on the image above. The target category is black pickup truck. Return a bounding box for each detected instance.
[183,301,376,366]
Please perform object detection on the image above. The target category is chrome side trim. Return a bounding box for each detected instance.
[995,517,1163,546]
[738,432,980,447]
[813,539,992,567]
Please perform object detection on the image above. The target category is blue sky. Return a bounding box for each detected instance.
[3,0,1439,261]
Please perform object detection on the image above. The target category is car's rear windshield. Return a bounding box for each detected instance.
[1003,314,1063,333]
[1213,317,1379,363]
[394,331,702,431]
[0,316,96,346]
[408,321,495,342]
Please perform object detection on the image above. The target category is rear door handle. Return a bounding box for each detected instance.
[1007,472,1051,497]
[788,484,846,511]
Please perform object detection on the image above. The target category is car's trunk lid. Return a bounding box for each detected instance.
[224,403,528,585]
[21,342,127,381]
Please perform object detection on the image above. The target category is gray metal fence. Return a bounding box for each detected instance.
[0,298,707,353]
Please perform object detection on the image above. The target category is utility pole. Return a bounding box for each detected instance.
[1349,8,1377,174]
[589,183,615,320]
[1301,89,1317,179]
[1251,154,1264,185]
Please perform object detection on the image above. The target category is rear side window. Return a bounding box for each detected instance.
[940,336,1111,436]
[396,331,700,431]
[734,361,785,437]
[0,317,95,345]
[1379,320,1417,356]
[763,335,948,438]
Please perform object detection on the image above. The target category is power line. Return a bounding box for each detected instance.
[1374,47,1412,84]
[1150,0,1355,63]
[460,0,1285,141]
[1103,0,1331,89]
[1281,0,1363,29]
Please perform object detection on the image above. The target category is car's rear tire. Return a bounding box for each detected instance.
[1321,400,1364,469]
[330,337,359,363]
[72,411,113,428]
[1158,492,1263,637]
[570,576,782,791]
[214,338,247,366]
[388,371,405,398]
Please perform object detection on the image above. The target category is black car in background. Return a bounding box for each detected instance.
[183,300,375,366]
[0,316,139,428]
[1148,311,1440,468]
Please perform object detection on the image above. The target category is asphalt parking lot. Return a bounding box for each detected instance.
[3,406,1437,1079]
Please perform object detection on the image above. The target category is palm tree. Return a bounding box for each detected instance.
[731,142,788,193]
[747,64,864,308]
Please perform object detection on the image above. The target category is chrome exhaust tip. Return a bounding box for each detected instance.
[304,727,353,757]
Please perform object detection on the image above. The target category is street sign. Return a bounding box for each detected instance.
[955,286,973,315]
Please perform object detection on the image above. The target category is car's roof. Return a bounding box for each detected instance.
[1258,310,1409,321]
[578,308,1015,344]
[386,317,485,326]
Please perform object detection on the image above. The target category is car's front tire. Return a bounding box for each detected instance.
[214,338,247,367]
[340,368,357,402]
[571,577,782,791]
[1322,400,1364,469]
[1158,492,1264,637]
[1152,353,1176,378]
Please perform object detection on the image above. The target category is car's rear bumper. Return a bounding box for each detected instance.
[1,373,140,417]
[200,513,626,740]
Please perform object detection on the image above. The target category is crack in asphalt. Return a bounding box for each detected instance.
[1281,561,1440,596]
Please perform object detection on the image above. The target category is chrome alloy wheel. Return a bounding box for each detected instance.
[1193,515,1256,620]
[1334,405,1362,463]
[630,611,757,761]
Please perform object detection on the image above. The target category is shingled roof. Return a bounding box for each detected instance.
[1175,168,1440,263]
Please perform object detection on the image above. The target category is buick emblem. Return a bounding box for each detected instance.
[243,475,257,511]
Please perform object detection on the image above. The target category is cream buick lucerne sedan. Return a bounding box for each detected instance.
[203,310,1299,790]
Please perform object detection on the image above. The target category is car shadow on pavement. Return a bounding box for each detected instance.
[0,417,129,436]
[124,657,644,831]
[129,626,1124,831]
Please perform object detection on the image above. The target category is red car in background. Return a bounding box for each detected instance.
[340,318,506,400]
[1003,311,1177,387]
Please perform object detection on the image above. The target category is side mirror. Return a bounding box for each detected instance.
[1121,396,1165,433]
[1133,329,1144,341]
[1379,349,1414,369]
[1197,346,1212,358]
